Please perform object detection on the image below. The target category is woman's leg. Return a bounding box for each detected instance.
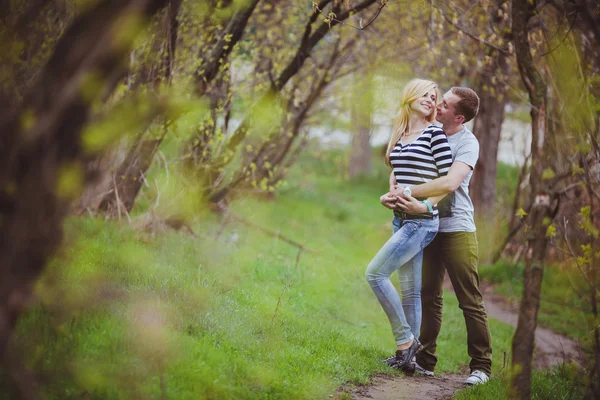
[366,220,433,346]
[398,250,423,340]
[398,222,438,341]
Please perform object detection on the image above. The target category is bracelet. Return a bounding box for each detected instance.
[421,199,433,213]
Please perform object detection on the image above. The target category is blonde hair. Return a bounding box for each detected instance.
[385,79,439,165]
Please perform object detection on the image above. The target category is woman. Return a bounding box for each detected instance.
[365,78,452,370]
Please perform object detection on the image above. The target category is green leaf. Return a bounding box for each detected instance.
[542,168,555,180]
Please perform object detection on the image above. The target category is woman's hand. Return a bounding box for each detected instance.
[380,193,398,210]
[395,195,428,214]
[390,185,405,198]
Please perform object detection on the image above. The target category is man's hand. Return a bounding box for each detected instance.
[380,193,398,210]
[395,195,428,214]
[390,185,405,198]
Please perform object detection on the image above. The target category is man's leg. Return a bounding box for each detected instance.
[415,234,446,372]
[443,232,492,376]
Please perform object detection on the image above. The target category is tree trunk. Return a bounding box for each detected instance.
[348,74,373,179]
[510,0,551,398]
[471,62,507,215]
[471,58,508,265]
[0,0,168,395]
[510,196,552,398]
[471,0,510,217]
[97,132,163,216]
[96,0,181,216]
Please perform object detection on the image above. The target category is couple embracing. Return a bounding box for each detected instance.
[366,79,492,385]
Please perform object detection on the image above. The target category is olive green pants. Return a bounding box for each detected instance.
[415,231,493,375]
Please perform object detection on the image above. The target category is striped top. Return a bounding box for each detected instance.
[389,124,452,216]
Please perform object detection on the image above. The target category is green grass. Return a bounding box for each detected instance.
[0,149,581,399]
[475,161,521,262]
[495,162,520,211]
[479,261,592,341]
[454,363,586,400]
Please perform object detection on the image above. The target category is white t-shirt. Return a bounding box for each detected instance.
[438,126,479,233]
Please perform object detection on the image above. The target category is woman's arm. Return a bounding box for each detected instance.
[395,193,447,214]
[389,171,397,192]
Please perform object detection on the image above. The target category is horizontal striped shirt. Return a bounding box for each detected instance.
[389,124,452,216]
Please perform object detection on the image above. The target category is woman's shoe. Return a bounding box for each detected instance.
[400,362,415,375]
[382,355,397,367]
[393,338,423,369]
[414,362,434,376]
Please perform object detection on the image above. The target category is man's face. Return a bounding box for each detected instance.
[436,91,463,125]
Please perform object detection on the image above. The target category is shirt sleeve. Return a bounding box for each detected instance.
[430,128,453,177]
[454,135,480,169]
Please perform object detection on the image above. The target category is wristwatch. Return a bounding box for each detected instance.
[403,186,412,197]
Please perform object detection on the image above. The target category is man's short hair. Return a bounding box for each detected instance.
[450,87,480,123]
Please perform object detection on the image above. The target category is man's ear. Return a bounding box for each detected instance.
[455,115,466,124]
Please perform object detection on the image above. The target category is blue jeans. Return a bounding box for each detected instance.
[366,217,438,345]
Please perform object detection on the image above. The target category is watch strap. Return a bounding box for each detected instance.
[421,199,434,213]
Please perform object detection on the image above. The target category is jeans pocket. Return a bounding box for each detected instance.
[404,221,421,234]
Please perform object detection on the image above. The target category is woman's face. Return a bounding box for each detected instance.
[410,88,437,118]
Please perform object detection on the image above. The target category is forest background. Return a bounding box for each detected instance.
[0,0,599,399]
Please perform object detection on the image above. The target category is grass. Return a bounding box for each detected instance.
[454,363,586,400]
[0,148,583,399]
[475,161,521,263]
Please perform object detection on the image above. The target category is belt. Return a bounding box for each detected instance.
[393,209,436,220]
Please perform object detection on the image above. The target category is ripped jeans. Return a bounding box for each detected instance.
[366,217,438,345]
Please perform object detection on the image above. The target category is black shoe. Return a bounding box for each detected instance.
[382,355,398,367]
[400,361,415,376]
[382,354,415,375]
[393,339,423,369]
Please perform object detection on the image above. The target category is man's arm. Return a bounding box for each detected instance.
[392,161,472,198]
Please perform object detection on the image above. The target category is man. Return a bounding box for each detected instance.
[381,87,492,385]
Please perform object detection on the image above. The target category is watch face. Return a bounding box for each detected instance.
[403,188,411,196]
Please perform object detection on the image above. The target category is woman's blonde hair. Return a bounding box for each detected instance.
[385,79,439,165]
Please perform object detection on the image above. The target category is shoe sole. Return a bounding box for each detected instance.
[415,371,434,377]
[414,367,434,377]
[464,379,488,385]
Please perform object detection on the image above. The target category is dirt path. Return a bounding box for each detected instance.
[339,374,466,400]
[340,278,581,400]
[478,283,580,369]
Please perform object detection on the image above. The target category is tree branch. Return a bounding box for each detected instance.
[313,0,388,30]
[195,0,260,95]
[432,3,510,55]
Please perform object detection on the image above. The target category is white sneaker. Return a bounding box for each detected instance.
[414,362,434,376]
[464,370,489,385]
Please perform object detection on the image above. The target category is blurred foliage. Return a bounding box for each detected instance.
[1,149,518,398]
[1,0,600,398]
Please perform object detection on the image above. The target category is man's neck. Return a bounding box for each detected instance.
[442,123,464,136]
